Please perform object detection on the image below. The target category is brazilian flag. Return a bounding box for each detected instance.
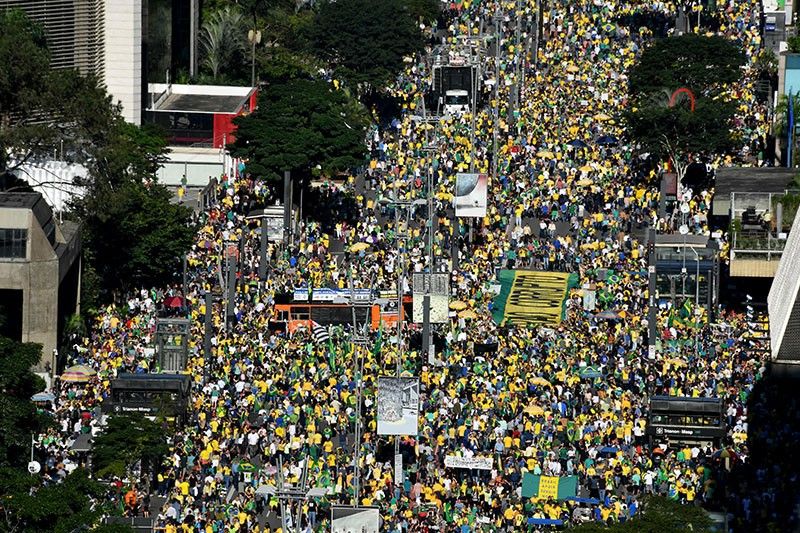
[521,474,578,500]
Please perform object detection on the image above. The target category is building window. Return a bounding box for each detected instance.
[0,229,27,259]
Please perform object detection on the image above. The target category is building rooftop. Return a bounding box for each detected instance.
[715,167,796,197]
[0,192,42,209]
[148,83,256,114]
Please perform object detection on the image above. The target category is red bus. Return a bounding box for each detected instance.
[272,295,412,334]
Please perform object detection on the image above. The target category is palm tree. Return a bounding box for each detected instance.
[199,6,247,80]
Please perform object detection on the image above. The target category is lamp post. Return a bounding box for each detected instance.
[248,29,261,88]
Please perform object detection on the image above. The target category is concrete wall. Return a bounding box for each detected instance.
[104,0,143,124]
[0,209,59,371]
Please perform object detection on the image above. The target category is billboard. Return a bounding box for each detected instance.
[454,173,488,217]
[331,506,380,533]
[377,377,419,436]
[412,273,449,323]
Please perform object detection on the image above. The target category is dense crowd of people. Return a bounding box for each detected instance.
[31,0,791,531]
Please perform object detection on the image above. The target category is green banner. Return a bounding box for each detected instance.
[492,270,579,327]
[521,474,578,500]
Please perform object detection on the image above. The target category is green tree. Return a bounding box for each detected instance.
[626,34,745,182]
[200,6,248,81]
[70,120,193,308]
[572,496,713,533]
[0,9,118,174]
[401,0,440,22]
[309,0,425,92]
[0,338,46,468]
[0,467,130,533]
[76,181,195,303]
[229,77,368,186]
[628,34,745,97]
[92,415,169,480]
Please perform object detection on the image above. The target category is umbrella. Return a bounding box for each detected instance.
[567,139,589,148]
[576,178,593,187]
[31,392,55,402]
[163,296,184,308]
[566,65,580,73]
[536,150,555,158]
[530,377,552,387]
[579,165,593,173]
[596,309,622,320]
[524,404,545,416]
[61,365,96,383]
[349,242,370,253]
[596,135,619,146]
[594,113,611,121]
[449,301,468,310]
[458,309,478,319]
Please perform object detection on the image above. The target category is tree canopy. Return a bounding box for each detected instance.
[625,34,745,178]
[75,180,196,304]
[0,9,118,173]
[309,0,426,91]
[572,496,713,533]
[0,337,125,532]
[628,34,745,97]
[230,78,368,185]
[0,338,46,467]
[92,415,169,480]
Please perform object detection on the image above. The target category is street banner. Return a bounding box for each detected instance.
[377,377,419,436]
[521,474,578,500]
[491,270,579,327]
[331,506,380,533]
[444,455,494,470]
[454,173,488,217]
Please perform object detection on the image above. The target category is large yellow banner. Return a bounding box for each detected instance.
[537,476,560,500]
[492,270,578,327]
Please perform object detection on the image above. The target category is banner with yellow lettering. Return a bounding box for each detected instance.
[521,474,578,500]
[491,270,579,327]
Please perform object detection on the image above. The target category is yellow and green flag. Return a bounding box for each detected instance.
[521,474,578,500]
[492,270,579,327]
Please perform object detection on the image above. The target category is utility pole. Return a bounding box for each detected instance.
[248,29,261,87]
[262,455,326,533]
[259,217,268,282]
[492,7,501,185]
[204,291,213,380]
[283,170,292,248]
[421,143,437,365]
[394,189,404,485]
[181,254,188,305]
[348,270,371,506]
[646,228,657,361]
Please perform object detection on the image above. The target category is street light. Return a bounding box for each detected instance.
[247,29,261,88]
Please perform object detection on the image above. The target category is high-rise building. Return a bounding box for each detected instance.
[0,0,105,74]
[1,0,199,125]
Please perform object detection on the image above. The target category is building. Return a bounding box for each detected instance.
[146,83,257,186]
[1,0,200,125]
[0,193,81,373]
[0,0,105,73]
[769,207,800,364]
[712,167,797,278]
